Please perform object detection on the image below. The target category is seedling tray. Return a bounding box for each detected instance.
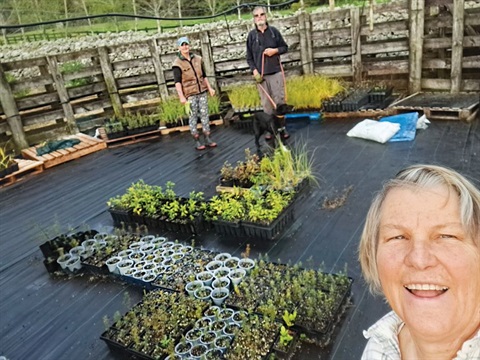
[242,202,295,241]
[212,219,245,237]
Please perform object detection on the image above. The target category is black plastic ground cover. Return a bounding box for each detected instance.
[2,118,479,360]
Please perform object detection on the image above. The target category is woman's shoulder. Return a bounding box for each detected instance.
[455,328,480,359]
[361,311,402,360]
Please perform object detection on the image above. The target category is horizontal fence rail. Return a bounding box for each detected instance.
[0,0,479,151]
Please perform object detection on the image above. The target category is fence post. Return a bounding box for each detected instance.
[408,0,425,94]
[97,46,124,118]
[46,55,79,134]
[0,64,29,151]
[298,12,313,75]
[350,7,362,84]
[450,0,464,93]
[148,39,170,101]
[200,31,219,93]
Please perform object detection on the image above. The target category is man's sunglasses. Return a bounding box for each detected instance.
[254,13,265,18]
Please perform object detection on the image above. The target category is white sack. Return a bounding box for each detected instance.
[347,119,401,144]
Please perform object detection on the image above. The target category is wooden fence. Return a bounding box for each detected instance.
[0,0,479,151]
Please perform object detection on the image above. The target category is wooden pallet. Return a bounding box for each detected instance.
[21,133,107,169]
[98,127,162,148]
[389,92,479,121]
[0,159,44,187]
[160,118,224,135]
[322,108,396,119]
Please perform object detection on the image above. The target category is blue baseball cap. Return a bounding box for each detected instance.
[177,37,190,46]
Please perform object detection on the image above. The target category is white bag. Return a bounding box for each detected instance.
[416,114,430,130]
[347,119,400,144]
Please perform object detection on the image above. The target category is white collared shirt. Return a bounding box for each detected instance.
[361,311,480,360]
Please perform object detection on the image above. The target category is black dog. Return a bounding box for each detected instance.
[253,103,291,153]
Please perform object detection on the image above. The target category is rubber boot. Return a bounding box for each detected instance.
[193,134,206,150]
[204,132,217,147]
[279,127,290,139]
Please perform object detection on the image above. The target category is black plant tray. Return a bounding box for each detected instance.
[233,118,254,133]
[39,230,99,259]
[341,89,370,112]
[130,213,146,226]
[117,274,156,291]
[361,95,395,110]
[322,101,344,113]
[368,86,393,102]
[127,125,158,136]
[292,178,309,200]
[43,258,60,273]
[100,329,132,360]
[81,260,109,276]
[294,279,352,338]
[108,208,132,227]
[270,329,298,360]
[105,131,128,140]
[145,214,207,235]
[243,202,295,241]
[212,219,245,237]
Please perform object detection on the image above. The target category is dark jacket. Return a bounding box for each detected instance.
[172,53,208,98]
[246,25,288,76]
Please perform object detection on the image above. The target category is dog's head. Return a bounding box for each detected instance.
[273,103,293,117]
[272,103,293,128]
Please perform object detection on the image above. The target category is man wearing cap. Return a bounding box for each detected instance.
[246,6,290,140]
[172,36,217,150]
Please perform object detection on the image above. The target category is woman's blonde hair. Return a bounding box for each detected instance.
[359,164,480,295]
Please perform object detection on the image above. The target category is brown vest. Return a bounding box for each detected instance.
[173,54,208,98]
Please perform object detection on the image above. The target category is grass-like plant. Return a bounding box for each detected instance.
[286,75,344,110]
[225,84,261,110]
[208,94,221,114]
[158,96,185,124]
[253,141,318,191]
[0,142,16,171]
[225,75,343,110]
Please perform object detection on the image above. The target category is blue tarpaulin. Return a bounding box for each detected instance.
[285,112,321,122]
[379,112,419,142]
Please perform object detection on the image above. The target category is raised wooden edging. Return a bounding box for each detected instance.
[21,133,106,168]
[0,159,44,187]
[160,118,224,135]
[98,127,162,148]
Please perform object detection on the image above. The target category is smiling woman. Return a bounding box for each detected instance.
[358,164,480,360]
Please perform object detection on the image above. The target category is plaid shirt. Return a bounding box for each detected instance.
[361,311,480,360]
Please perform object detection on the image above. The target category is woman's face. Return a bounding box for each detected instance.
[178,43,190,57]
[377,185,480,341]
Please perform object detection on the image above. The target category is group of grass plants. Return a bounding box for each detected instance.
[226,75,344,111]
[157,95,222,126]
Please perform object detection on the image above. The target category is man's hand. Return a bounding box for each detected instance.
[209,88,216,97]
[254,73,263,83]
[264,48,278,57]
